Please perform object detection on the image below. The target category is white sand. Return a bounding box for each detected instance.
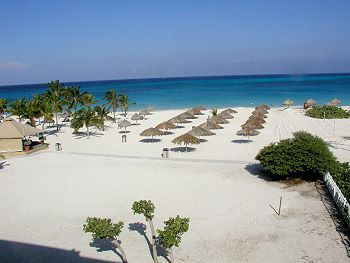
[0,107,349,262]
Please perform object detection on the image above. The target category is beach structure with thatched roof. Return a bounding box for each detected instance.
[241,121,264,130]
[172,133,200,152]
[236,127,260,139]
[222,108,238,114]
[169,116,188,125]
[194,106,207,111]
[118,119,131,133]
[0,118,44,153]
[252,108,268,115]
[155,121,176,134]
[248,115,266,124]
[131,113,143,124]
[186,108,203,115]
[187,126,215,140]
[139,109,151,117]
[283,99,294,108]
[304,99,317,109]
[146,105,155,112]
[328,98,341,106]
[178,112,196,119]
[210,115,229,124]
[255,104,270,110]
[199,121,223,130]
[217,111,234,119]
[251,112,267,119]
[140,127,165,142]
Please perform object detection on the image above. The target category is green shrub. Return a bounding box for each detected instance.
[305,105,350,119]
[332,162,350,202]
[255,131,340,180]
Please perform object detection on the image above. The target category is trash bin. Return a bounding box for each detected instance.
[122,135,127,143]
[55,143,62,151]
[162,148,169,158]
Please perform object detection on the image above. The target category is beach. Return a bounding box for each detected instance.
[1,106,350,262]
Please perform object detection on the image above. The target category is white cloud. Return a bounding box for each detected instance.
[0,61,30,70]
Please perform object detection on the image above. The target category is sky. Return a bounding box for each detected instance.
[0,0,350,85]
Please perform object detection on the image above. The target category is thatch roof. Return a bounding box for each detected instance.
[155,121,176,130]
[140,127,165,137]
[217,111,234,119]
[146,105,155,112]
[178,112,196,119]
[194,106,207,111]
[248,115,266,123]
[251,112,267,119]
[222,108,237,114]
[0,118,43,139]
[118,119,131,128]
[252,108,268,115]
[199,121,223,130]
[169,116,188,124]
[187,126,215,137]
[210,115,229,124]
[255,104,270,110]
[172,133,200,145]
[236,128,260,137]
[185,108,203,115]
[328,98,341,106]
[139,109,151,116]
[131,113,143,121]
[241,121,264,130]
[283,99,294,107]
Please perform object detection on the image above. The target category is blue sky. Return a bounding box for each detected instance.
[0,0,349,85]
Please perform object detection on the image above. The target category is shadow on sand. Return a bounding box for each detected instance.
[139,138,161,143]
[0,239,116,263]
[129,223,170,263]
[231,139,253,144]
[89,239,126,263]
[170,147,196,152]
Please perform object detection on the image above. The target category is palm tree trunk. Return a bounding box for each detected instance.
[55,112,59,131]
[113,110,116,123]
[147,219,159,263]
[168,248,174,263]
[30,118,36,127]
[87,126,90,138]
[113,239,128,263]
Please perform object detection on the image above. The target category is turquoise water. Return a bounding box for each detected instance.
[1,74,350,110]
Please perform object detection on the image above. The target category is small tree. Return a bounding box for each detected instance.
[211,108,217,117]
[157,216,189,263]
[132,200,159,263]
[83,217,128,263]
[0,98,8,119]
[71,108,102,138]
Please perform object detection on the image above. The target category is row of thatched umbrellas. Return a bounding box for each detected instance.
[117,106,156,132]
[283,98,341,109]
[236,104,270,139]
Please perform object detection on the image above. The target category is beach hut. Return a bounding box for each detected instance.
[328,98,341,106]
[140,127,165,142]
[118,119,131,133]
[187,126,215,140]
[172,133,200,152]
[283,99,294,108]
[0,118,44,153]
[155,121,176,134]
[131,113,143,124]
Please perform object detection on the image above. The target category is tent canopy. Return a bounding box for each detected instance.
[0,118,43,139]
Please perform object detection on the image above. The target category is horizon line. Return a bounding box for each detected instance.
[1,71,350,87]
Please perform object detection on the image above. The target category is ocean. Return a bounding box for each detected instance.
[1,73,350,110]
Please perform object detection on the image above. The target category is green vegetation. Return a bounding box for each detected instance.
[332,162,350,203]
[83,217,128,263]
[70,108,103,138]
[103,89,119,122]
[118,93,134,117]
[211,108,217,117]
[305,105,350,119]
[9,98,26,123]
[256,131,340,180]
[0,98,8,119]
[157,216,189,263]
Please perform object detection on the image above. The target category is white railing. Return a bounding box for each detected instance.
[324,172,350,226]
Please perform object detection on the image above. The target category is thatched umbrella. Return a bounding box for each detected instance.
[118,119,131,132]
[155,121,176,134]
[131,113,143,124]
[222,108,237,114]
[283,99,294,108]
[255,104,270,110]
[186,108,203,115]
[187,126,215,140]
[304,99,317,109]
[252,108,268,115]
[169,116,188,125]
[172,133,200,152]
[251,112,267,119]
[217,111,234,119]
[328,98,341,106]
[178,112,196,119]
[139,109,151,116]
[236,127,260,139]
[241,121,264,130]
[248,115,266,124]
[194,106,207,111]
[199,121,223,130]
[140,127,165,142]
[146,105,155,112]
[210,115,229,124]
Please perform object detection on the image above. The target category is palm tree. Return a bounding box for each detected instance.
[10,98,26,122]
[46,80,65,131]
[211,108,218,117]
[71,108,102,138]
[81,93,98,108]
[40,98,54,129]
[118,93,134,117]
[0,98,8,120]
[22,98,41,127]
[64,86,87,113]
[103,89,118,122]
[93,105,114,131]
